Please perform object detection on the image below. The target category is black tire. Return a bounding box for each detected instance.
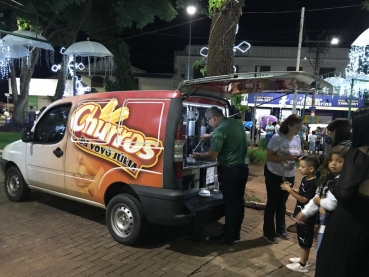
[106,194,147,246]
[4,166,31,202]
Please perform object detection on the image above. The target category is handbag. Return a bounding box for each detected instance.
[358,146,369,197]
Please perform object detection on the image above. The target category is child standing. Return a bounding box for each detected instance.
[295,146,348,261]
[281,155,320,273]
[308,131,317,154]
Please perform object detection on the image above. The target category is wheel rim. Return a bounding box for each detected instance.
[7,173,20,197]
[111,203,134,238]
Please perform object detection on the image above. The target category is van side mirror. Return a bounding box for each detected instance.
[21,127,33,142]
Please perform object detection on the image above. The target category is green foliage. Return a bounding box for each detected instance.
[0,132,21,149]
[229,94,250,118]
[257,138,267,150]
[114,0,177,29]
[193,58,207,77]
[105,42,136,91]
[363,0,369,10]
[208,0,227,17]
[248,148,267,164]
[245,196,261,202]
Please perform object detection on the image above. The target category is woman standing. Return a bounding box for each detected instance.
[316,108,369,276]
[327,118,352,148]
[265,120,275,145]
[263,114,303,243]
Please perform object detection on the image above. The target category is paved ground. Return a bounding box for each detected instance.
[0,168,316,277]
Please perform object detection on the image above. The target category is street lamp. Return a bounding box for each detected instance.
[331,38,339,45]
[186,5,196,80]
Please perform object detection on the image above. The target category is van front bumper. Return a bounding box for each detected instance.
[131,185,224,228]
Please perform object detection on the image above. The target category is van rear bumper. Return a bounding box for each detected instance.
[131,185,224,227]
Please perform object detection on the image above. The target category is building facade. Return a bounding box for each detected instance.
[175,45,350,80]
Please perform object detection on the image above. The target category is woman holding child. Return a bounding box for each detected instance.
[316,108,369,277]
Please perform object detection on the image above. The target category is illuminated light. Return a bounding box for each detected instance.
[331,38,339,45]
[233,41,251,53]
[51,64,61,72]
[200,47,208,57]
[186,6,196,15]
[0,42,11,79]
[51,53,91,96]
[60,47,65,54]
[197,26,251,74]
[76,63,85,70]
[200,41,251,58]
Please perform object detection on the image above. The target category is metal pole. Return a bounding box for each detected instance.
[292,7,305,114]
[252,92,258,147]
[187,15,192,80]
[310,49,320,124]
[348,79,355,120]
[295,7,305,72]
[73,54,77,96]
[301,91,308,120]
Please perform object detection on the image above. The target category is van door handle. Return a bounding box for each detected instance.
[53,147,63,158]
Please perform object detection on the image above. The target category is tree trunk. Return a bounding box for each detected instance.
[12,49,40,124]
[54,0,94,100]
[206,0,244,77]
[54,57,68,100]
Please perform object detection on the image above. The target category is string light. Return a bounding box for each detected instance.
[0,42,11,79]
[199,25,251,73]
[51,47,91,96]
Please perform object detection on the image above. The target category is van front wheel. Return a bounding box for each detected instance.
[106,194,147,246]
[4,167,31,202]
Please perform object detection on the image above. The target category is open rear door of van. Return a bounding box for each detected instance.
[177,72,333,230]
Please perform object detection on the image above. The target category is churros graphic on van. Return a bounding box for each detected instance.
[69,99,163,178]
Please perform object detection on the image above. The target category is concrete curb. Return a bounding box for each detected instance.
[245,201,293,216]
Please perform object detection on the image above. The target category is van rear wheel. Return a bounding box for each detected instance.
[4,167,31,202]
[106,194,147,246]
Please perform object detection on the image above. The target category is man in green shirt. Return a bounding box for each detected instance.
[192,107,249,245]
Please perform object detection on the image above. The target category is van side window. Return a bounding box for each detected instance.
[34,104,71,144]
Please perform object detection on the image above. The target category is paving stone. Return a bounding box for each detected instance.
[0,170,314,277]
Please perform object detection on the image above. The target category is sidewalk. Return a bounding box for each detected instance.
[246,164,302,213]
[0,150,316,276]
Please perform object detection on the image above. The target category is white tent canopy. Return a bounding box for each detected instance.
[63,41,113,57]
[3,30,54,51]
[352,28,369,46]
[0,41,29,59]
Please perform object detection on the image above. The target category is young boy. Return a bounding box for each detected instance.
[280,155,320,273]
[308,131,317,154]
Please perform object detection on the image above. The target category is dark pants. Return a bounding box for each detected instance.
[218,164,249,241]
[263,165,294,237]
[266,133,273,146]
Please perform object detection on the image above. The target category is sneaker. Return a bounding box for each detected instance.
[286,262,309,273]
[263,235,278,244]
[288,257,311,267]
[276,232,289,240]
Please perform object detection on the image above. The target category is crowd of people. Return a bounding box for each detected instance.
[192,106,369,276]
[263,110,369,276]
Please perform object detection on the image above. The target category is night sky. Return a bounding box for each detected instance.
[1,0,368,101]
[125,0,369,73]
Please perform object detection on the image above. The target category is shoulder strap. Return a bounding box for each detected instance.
[359,146,369,155]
